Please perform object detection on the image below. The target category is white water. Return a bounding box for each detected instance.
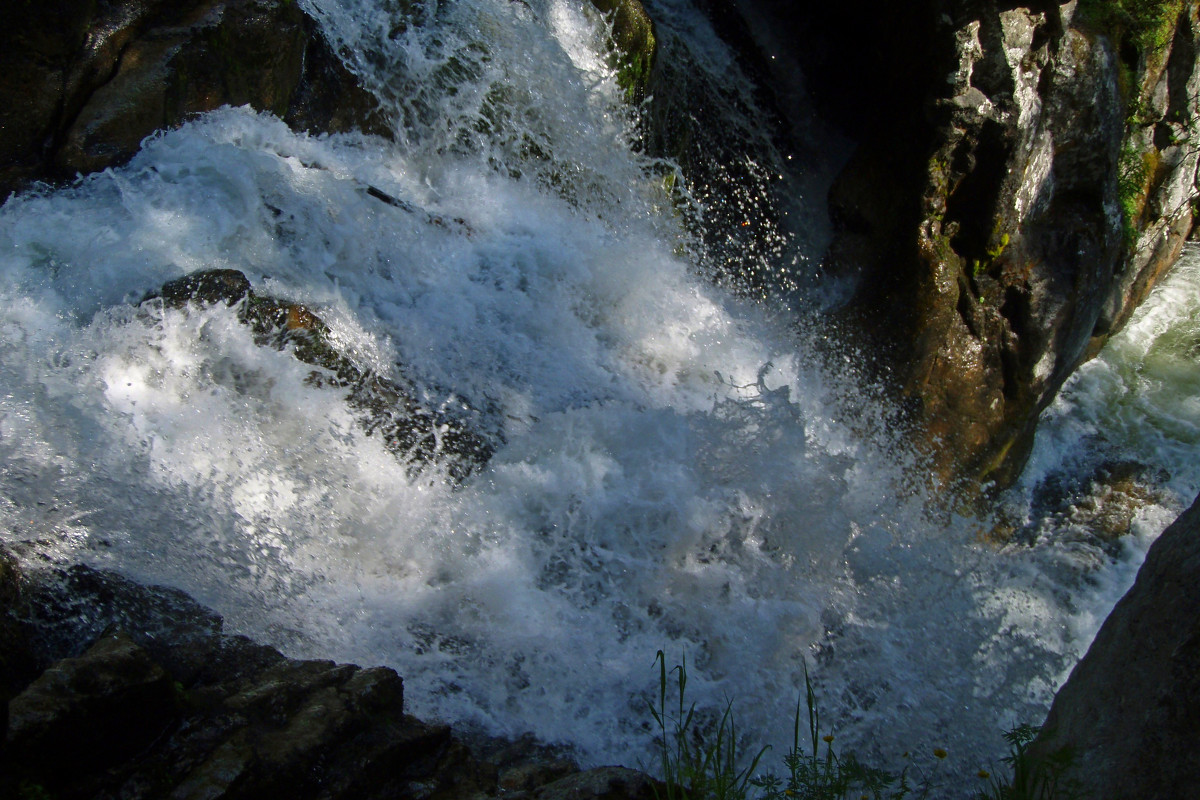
[0,0,1196,789]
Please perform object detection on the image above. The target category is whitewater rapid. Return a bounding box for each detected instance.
[1,0,1196,788]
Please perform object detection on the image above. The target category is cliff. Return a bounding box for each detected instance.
[720,0,1200,494]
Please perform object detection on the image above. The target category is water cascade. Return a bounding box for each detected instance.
[1,0,1196,786]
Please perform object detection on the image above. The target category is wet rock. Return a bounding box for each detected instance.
[527,766,660,800]
[1026,492,1200,798]
[0,550,38,739]
[1009,457,1174,554]
[625,0,819,299]
[0,555,654,800]
[723,0,1200,494]
[144,268,497,480]
[590,0,657,104]
[6,630,177,773]
[0,0,388,202]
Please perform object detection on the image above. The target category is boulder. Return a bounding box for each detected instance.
[0,556,657,800]
[0,550,38,740]
[6,630,177,772]
[0,0,388,202]
[722,0,1200,493]
[144,268,498,480]
[1025,492,1200,798]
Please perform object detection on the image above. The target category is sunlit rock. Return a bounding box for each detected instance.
[144,269,496,480]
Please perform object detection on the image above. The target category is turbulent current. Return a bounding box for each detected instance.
[1,0,1197,788]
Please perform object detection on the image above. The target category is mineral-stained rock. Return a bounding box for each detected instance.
[0,0,388,202]
[144,268,497,480]
[722,0,1200,494]
[1025,492,1200,798]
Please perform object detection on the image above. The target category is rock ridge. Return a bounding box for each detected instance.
[0,548,658,800]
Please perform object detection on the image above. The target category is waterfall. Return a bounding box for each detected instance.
[0,0,1196,786]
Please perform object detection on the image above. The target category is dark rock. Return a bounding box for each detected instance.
[528,766,660,800]
[0,0,388,202]
[18,562,224,669]
[0,550,38,741]
[0,554,655,800]
[629,0,821,298]
[143,268,498,480]
[590,0,657,104]
[155,268,254,307]
[1026,492,1200,798]
[718,0,1199,494]
[6,629,177,771]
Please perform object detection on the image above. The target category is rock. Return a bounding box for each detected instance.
[623,0,818,299]
[1025,492,1200,798]
[1006,457,1173,554]
[0,0,388,202]
[6,630,177,772]
[0,558,656,799]
[144,268,498,480]
[0,550,38,740]
[18,561,225,670]
[722,0,1200,494]
[528,766,660,800]
[590,0,657,104]
[835,1,1200,493]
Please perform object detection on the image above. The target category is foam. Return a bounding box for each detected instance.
[0,0,1196,788]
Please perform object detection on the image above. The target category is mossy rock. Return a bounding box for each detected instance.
[590,0,657,103]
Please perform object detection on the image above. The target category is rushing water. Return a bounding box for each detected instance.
[1,0,1197,789]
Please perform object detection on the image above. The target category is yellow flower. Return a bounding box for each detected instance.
[978,770,991,779]
[822,734,835,743]
[933,748,948,759]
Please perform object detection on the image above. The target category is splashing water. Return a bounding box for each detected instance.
[0,0,1196,786]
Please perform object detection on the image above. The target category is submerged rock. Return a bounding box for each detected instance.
[144,268,497,481]
[1026,492,1200,798]
[0,0,388,202]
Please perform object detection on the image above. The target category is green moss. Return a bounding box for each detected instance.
[1077,0,1182,53]
[590,0,657,103]
[1117,138,1154,245]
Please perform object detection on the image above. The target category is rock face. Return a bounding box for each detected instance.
[0,0,387,202]
[1025,492,1200,798]
[724,0,1200,492]
[0,550,660,800]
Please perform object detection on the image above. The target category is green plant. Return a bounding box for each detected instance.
[973,724,1087,800]
[749,666,926,800]
[1117,137,1152,245]
[646,654,940,800]
[647,651,769,800]
[1077,0,1182,53]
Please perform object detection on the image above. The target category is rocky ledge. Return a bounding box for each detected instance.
[720,0,1200,494]
[0,0,388,202]
[0,547,658,800]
